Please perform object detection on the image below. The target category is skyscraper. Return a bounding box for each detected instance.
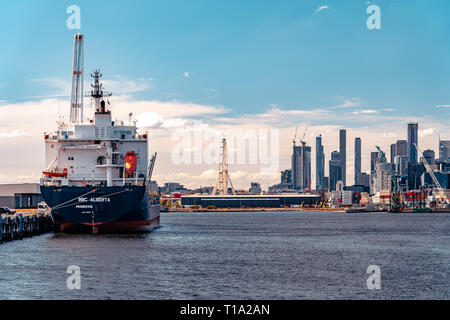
[339,129,346,186]
[370,151,378,174]
[422,149,435,165]
[395,140,407,157]
[291,141,311,192]
[390,143,396,164]
[316,135,324,191]
[407,122,418,164]
[354,137,361,185]
[329,151,341,192]
[439,140,450,163]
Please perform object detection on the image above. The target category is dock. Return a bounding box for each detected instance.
[0,210,53,242]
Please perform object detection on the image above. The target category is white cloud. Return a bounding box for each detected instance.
[0,129,32,138]
[314,5,329,15]
[29,75,153,99]
[419,128,434,137]
[330,96,362,109]
[435,105,450,108]
[0,91,448,190]
[350,109,379,115]
[184,72,189,78]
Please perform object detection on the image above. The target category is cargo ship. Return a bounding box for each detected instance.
[40,33,160,233]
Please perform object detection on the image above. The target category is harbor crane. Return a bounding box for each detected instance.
[414,143,449,207]
[375,146,404,212]
[147,152,157,183]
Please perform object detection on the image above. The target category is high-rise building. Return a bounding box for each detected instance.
[439,140,450,163]
[390,143,396,164]
[316,135,324,191]
[407,162,425,190]
[375,162,391,193]
[370,152,378,174]
[395,140,407,157]
[329,151,341,192]
[394,155,408,176]
[291,142,311,192]
[303,143,312,191]
[339,129,346,186]
[354,138,361,185]
[422,149,435,165]
[358,172,370,187]
[249,182,262,195]
[281,169,292,185]
[407,122,418,164]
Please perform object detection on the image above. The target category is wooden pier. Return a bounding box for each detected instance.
[0,210,53,242]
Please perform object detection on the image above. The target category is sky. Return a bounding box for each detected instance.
[0,0,449,189]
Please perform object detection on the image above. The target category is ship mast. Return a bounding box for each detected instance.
[70,33,84,123]
[88,70,111,112]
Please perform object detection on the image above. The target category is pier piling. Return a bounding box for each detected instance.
[0,211,53,243]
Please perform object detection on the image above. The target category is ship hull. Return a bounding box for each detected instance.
[40,185,160,234]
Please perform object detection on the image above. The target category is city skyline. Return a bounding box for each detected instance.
[0,1,448,189]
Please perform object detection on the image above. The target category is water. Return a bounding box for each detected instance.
[0,211,449,299]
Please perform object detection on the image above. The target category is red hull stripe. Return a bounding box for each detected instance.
[59,216,160,233]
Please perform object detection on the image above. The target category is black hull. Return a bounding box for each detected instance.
[40,185,160,234]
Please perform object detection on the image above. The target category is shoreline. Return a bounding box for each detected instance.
[167,207,346,213]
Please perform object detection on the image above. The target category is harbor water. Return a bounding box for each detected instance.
[0,211,448,299]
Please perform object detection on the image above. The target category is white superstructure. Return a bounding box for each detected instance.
[41,70,148,188]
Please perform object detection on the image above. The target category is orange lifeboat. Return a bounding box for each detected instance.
[125,151,137,175]
[43,168,68,178]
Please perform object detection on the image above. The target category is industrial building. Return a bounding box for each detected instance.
[181,194,321,208]
[0,183,42,209]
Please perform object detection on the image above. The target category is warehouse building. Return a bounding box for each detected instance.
[0,183,42,209]
[181,194,321,208]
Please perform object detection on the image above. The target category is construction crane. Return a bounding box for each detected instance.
[147,152,157,184]
[414,143,449,207]
[293,126,298,146]
[300,125,308,143]
[375,146,404,212]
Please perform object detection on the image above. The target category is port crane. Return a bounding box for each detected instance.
[375,146,404,212]
[414,143,449,207]
[147,152,157,183]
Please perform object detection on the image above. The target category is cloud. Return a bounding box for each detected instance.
[435,105,450,108]
[350,109,379,115]
[184,72,190,78]
[0,93,448,190]
[0,129,32,138]
[314,5,329,15]
[102,75,153,95]
[29,75,153,99]
[330,96,362,109]
[419,128,434,137]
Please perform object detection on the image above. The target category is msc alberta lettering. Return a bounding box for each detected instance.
[180,304,270,317]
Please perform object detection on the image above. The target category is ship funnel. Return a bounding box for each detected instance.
[70,33,84,123]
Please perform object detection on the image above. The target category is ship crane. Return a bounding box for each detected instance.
[414,143,449,207]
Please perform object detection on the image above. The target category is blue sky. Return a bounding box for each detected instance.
[1,0,449,119]
[0,0,449,188]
